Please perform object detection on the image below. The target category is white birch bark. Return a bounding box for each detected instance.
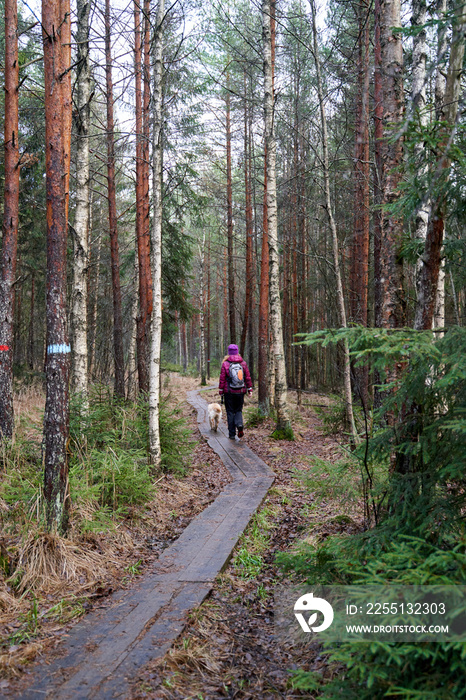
[127,250,139,398]
[414,0,466,330]
[411,0,431,279]
[71,0,91,404]
[433,259,445,332]
[262,0,291,435]
[413,0,447,325]
[310,0,357,443]
[432,0,448,333]
[198,236,207,385]
[149,0,164,465]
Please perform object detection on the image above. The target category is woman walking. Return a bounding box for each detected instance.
[219,344,252,440]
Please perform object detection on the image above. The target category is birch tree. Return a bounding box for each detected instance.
[258,130,270,417]
[262,0,292,438]
[198,235,207,386]
[149,0,165,465]
[0,0,20,440]
[71,0,92,403]
[104,0,125,398]
[414,0,466,330]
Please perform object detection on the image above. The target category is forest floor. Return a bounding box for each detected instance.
[130,382,363,699]
[0,375,363,698]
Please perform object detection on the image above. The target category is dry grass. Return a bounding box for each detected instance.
[0,584,20,614]
[13,382,45,443]
[0,641,43,678]
[10,531,116,595]
[139,604,231,698]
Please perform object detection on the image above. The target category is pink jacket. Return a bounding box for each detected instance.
[219,354,252,395]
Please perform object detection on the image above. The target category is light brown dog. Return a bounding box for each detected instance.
[208,403,222,431]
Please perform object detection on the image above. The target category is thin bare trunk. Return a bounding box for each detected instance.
[373,0,383,329]
[199,237,207,386]
[258,147,270,415]
[207,237,211,380]
[28,273,35,370]
[263,0,292,436]
[240,74,253,358]
[226,80,236,343]
[71,0,91,404]
[88,222,101,381]
[104,0,125,397]
[311,0,357,442]
[379,0,405,329]
[127,250,139,399]
[149,0,164,465]
[0,0,20,440]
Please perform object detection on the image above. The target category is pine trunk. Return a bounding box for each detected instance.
[373,0,384,330]
[134,0,152,394]
[350,0,370,402]
[88,223,101,381]
[379,0,405,329]
[42,0,72,532]
[240,76,253,359]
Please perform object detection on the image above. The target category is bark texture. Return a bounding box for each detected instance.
[226,81,236,344]
[240,75,253,360]
[262,0,292,435]
[258,148,269,415]
[0,0,20,440]
[42,0,72,532]
[378,0,405,329]
[104,0,125,397]
[71,0,91,402]
[149,0,165,465]
[134,0,152,394]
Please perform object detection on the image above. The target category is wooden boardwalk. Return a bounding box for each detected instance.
[17,389,274,699]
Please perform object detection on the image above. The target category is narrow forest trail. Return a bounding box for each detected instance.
[16,389,274,700]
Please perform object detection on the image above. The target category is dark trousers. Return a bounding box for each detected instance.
[224,392,244,438]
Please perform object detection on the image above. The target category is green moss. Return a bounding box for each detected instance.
[270,422,295,440]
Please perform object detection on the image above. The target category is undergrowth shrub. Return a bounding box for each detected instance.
[284,327,466,699]
[67,386,191,528]
[0,384,192,534]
